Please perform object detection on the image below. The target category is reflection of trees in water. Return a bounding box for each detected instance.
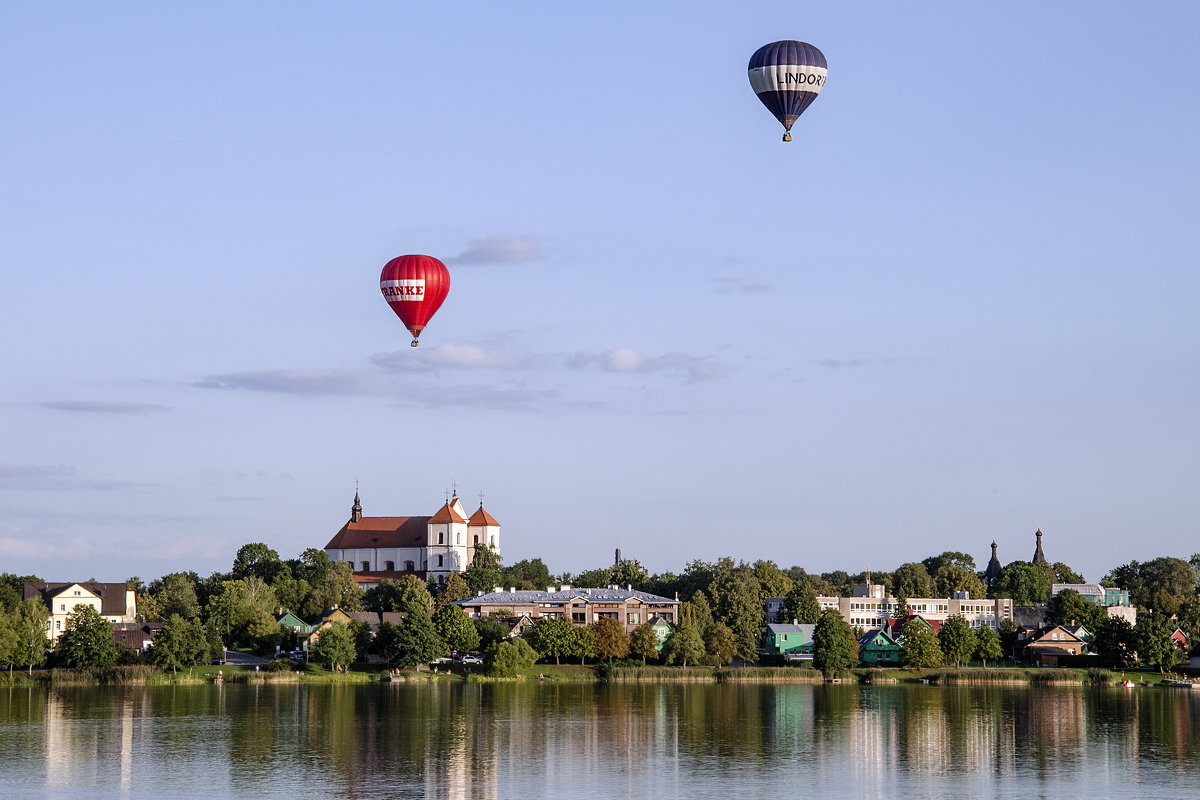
[4,681,1200,797]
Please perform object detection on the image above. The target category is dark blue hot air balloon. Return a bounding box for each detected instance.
[748,40,827,141]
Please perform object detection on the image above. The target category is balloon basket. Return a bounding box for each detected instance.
[410,340,420,348]
[782,133,792,142]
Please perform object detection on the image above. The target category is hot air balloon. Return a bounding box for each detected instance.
[379,254,450,347]
[748,40,827,142]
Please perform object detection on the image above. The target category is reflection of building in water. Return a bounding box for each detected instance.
[43,688,136,794]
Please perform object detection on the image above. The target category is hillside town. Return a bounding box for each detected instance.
[3,490,1199,679]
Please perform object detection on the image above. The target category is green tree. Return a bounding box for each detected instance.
[629,624,660,665]
[485,638,537,677]
[150,614,209,674]
[55,605,118,670]
[1051,562,1085,584]
[922,551,977,575]
[704,621,737,667]
[784,583,821,625]
[12,598,49,676]
[570,567,612,588]
[1046,589,1106,631]
[366,576,434,615]
[524,616,575,664]
[389,612,446,669]
[464,544,503,596]
[151,573,202,620]
[991,561,1054,605]
[431,604,481,654]
[501,558,553,591]
[975,626,1003,667]
[1135,611,1181,674]
[752,560,795,601]
[0,573,41,615]
[997,618,1019,659]
[899,620,943,669]
[472,615,508,651]
[892,563,936,599]
[680,591,714,636]
[1175,596,1200,642]
[661,624,704,667]
[937,615,977,667]
[708,558,765,661]
[0,612,18,678]
[812,609,857,677]
[933,565,987,600]
[439,572,472,604]
[312,622,358,672]
[204,578,277,644]
[611,558,650,590]
[305,560,364,616]
[592,618,630,661]
[566,624,599,665]
[1092,616,1138,669]
[231,542,285,583]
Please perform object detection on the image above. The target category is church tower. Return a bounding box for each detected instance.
[1031,528,1047,564]
[984,540,1002,594]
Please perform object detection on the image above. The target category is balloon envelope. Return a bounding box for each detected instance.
[748,40,827,139]
[379,254,450,345]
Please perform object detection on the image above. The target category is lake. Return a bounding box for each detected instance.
[2,681,1198,799]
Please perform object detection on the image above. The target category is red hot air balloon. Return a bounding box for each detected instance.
[379,254,450,347]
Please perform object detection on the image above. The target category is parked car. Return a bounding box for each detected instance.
[460,654,483,665]
[430,656,453,666]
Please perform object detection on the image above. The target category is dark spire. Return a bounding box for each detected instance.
[1031,528,1047,564]
[984,539,1002,593]
[351,488,362,523]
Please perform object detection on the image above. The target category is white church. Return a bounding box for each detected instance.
[323,490,501,586]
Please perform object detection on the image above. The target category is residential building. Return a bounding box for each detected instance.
[456,586,678,635]
[1050,583,1137,625]
[24,582,138,645]
[323,490,501,587]
[765,597,788,625]
[763,623,815,660]
[818,584,1012,630]
[112,622,161,652]
[1022,624,1087,666]
[858,628,901,665]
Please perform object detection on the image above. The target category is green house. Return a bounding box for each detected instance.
[648,615,674,652]
[858,628,901,665]
[275,610,317,635]
[764,623,816,659]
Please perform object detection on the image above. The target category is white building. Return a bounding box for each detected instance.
[323,491,501,587]
[24,582,138,645]
[818,584,1013,630]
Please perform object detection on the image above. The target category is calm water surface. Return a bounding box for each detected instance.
[2,681,1198,799]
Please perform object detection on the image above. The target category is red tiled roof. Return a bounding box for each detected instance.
[324,517,429,550]
[350,570,427,584]
[429,503,467,524]
[468,506,499,526]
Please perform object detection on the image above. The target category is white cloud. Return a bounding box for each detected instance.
[38,400,170,414]
[453,235,542,266]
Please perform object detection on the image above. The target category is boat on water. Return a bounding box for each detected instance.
[1118,680,1136,688]
[1160,678,1198,688]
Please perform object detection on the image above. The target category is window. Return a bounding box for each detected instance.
[437,555,444,567]
[573,613,586,623]
[438,532,444,544]
[56,621,62,630]
[627,613,640,625]
[457,532,462,545]
[405,561,414,571]
[361,562,370,572]
[60,604,65,611]
[474,535,479,546]
[385,561,394,571]
[437,575,444,584]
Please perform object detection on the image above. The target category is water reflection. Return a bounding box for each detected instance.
[1,682,1198,799]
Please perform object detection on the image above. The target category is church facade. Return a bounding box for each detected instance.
[323,491,501,586]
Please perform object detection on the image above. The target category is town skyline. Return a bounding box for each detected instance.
[3,4,1198,585]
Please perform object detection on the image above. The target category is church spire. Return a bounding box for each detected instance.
[351,487,362,523]
[1031,528,1047,564]
[984,539,1002,593]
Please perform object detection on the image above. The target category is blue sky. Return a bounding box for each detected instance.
[2,3,1197,585]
